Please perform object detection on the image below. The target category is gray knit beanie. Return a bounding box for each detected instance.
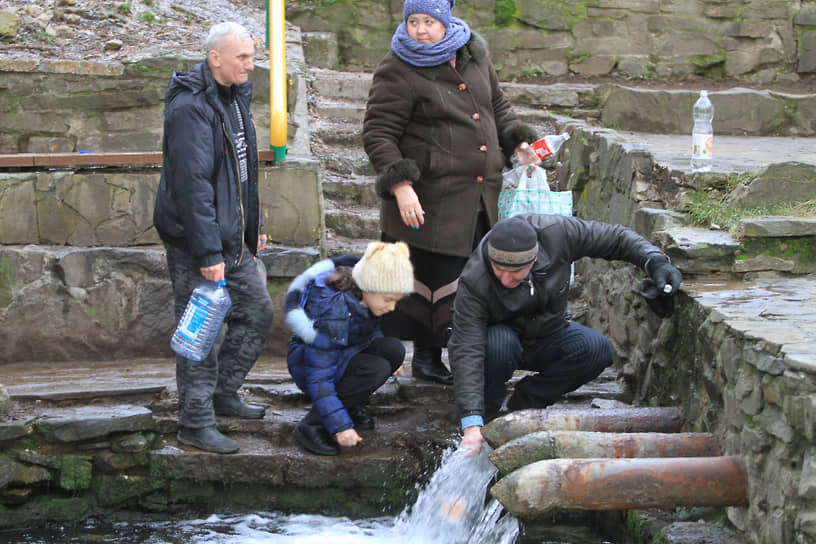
[403,0,454,28]
[352,241,415,294]
[486,217,539,268]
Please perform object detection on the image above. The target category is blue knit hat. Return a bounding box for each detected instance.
[403,0,454,28]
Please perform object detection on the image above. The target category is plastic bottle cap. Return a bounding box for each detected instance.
[216,279,227,287]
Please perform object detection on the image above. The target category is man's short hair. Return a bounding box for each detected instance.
[205,22,251,53]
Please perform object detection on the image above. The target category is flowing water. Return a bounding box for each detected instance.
[4,448,528,544]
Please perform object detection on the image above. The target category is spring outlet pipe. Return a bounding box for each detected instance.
[489,430,722,475]
[267,0,287,164]
[490,456,748,517]
[482,406,686,448]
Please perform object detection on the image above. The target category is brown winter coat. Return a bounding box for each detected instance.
[363,34,536,258]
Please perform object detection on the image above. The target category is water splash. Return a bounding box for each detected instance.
[394,446,518,544]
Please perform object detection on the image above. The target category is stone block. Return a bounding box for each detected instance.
[798,448,816,499]
[0,174,37,244]
[800,31,816,74]
[34,405,156,443]
[727,162,816,208]
[302,32,339,69]
[259,157,322,247]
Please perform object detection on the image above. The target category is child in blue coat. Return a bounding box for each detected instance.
[284,241,414,455]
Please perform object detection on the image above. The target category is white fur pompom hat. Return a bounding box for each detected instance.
[352,241,415,294]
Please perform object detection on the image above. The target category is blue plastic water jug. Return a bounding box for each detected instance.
[170,280,231,361]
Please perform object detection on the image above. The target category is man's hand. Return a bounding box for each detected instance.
[646,258,682,295]
[458,425,484,456]
[200,261,225,283]
[335,428,362,448]
[258,233,268,252]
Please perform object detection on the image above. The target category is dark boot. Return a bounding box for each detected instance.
[412,347,453,385]
[213,393,266,419]
[294,413,340,456]
[348,405,375,430]
[177,425,239,454]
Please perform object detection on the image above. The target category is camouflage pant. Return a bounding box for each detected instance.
[165,244,275,428]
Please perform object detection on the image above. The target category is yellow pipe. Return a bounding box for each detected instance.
[268,0,287,164]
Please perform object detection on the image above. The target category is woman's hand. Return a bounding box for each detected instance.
[336,428,363,448]
[393,183,424,229]
[513,141,541,166]
[458,425,484,456]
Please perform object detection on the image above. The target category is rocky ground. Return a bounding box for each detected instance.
[1,0,814,94]
[0,0,269,63]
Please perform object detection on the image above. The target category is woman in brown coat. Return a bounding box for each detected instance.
[363,0,537,384]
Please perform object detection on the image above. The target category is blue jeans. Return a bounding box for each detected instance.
[484,321,612,417]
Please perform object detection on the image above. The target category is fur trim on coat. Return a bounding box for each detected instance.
[374,158,422,199]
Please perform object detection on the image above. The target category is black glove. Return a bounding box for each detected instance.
[645,256,681,295]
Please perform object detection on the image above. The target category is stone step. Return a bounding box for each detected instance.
[324,231,376,257]
[318,147,374,179]
[322,173,378,207]
[313,97,366,123]
[324,201,381,240]
[313,119,363,147]
[309,68,373,102]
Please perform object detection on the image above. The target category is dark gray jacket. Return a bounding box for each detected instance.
[448,214,668,420]
[153,60,261,269]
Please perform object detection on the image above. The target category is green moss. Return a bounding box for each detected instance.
[690,51,727,69]
[0,258,13,308]
[494,0,516,26]
[58,456,93,492]
[26,496,91,522]
[94,474,166,506]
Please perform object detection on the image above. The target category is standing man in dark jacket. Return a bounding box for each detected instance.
[449,214,681,453]
[153,22,274,454]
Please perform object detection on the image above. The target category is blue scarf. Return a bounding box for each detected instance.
[390,17,472,67]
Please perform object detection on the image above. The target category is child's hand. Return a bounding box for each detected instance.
[335,428,363,447]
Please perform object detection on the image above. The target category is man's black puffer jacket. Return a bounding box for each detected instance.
[448,213,668,421]
[153,59,260,269]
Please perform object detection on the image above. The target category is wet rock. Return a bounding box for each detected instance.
[34,405,156,443]
[739,216,816,238]
[725,162,816,207]
[653,227,741,275]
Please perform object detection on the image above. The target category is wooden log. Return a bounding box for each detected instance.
[489,431,722,475]
[482,407,685,448]
[490,456,748,517]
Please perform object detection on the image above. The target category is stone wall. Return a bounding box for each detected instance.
[290,0,816,84]
[552,117,816,543]
[0,26,310,156]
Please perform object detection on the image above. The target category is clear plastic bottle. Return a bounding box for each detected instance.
[171,280,231,361]
[532,132,570,162]
[690,90,714,172]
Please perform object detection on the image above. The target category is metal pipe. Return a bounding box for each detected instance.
[482,407,685,448]
[490,456,748,517]
[489,431,722,475]
[267,0,287,163]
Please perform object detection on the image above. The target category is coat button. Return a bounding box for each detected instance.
[472,113,480,120]
[479,145,487,152]
[476,176,484,183]
[458,83,467,91]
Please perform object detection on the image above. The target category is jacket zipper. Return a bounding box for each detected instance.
[222,121,245,265]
